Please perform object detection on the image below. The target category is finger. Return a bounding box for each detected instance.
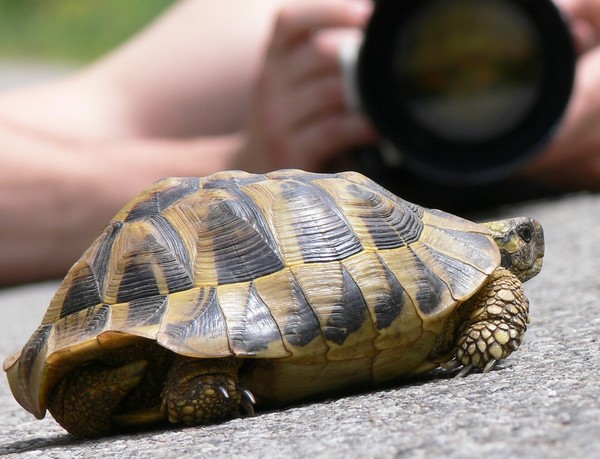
[285,74,347,129]
[555,0,600,52]
[280,34,339,84]
[282,29,362,84]
[569,19,599,54]
[287,113,378,169]
[270,0,372,54]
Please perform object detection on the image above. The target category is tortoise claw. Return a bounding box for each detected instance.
[457,364,474,378]
[215,384,230,400]
[239,387,256,417]
[455,359,498,378]
[441,357,460,370]
[483,359,498,373]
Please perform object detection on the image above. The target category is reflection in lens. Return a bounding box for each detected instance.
[395,0,543,142]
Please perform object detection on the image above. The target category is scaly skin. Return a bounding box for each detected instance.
[48,360,148,438]
[448,217,544,375]
[160,357,243,425]
[454,267,529,375]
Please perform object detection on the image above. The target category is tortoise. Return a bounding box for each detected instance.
[4,169,544,437]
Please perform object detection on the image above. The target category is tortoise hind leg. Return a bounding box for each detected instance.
[48,360,147,437]
[454,267,530,376]
[160,357,255,425]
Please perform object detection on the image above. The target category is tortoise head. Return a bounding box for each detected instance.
[481,217,544,282]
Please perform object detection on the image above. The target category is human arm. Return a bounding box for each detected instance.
[0,0,375,285]
[0,0,292,140]
[0,0,277,285]
[0,121,244,285]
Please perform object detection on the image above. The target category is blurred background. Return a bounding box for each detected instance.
[0,0,172,62]
[0,0,173,87]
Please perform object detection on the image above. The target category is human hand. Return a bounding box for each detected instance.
[555,0,600,52]
[523,0,600,188]
[234,0,378,173]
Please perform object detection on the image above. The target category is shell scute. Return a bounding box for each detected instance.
[161,187,285,287]
[291,261,376,360]
[311,178,423,250]
[115,177,200,223]
[48,304,111,360]
[158,287,231,357]
[217,282,289,357]
[249,178,364,265]
[253,269,327,358]
[56,261,102,320]
[41,222,122,325]
[108,295,168,339]
[377,246,451,319]
[101,217,193,304]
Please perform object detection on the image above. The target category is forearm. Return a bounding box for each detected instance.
[0,122,244,286]
[0,0,376,286]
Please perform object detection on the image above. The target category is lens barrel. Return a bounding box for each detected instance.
[356,0,575,183]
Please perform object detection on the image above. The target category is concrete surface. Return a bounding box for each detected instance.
[1,192,599,458]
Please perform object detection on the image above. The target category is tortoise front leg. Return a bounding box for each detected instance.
[454,267,530,377]
[160,357,255,425]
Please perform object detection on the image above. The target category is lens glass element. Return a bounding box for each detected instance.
[395,0,543,142]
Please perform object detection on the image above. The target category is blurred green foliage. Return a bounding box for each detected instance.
[0,0,173,63]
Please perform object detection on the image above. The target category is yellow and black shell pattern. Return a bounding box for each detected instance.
[5,170,500,418]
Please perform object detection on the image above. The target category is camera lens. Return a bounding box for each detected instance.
[396,0,543,142]
[357,0,575,183]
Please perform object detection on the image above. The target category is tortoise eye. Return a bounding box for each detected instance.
[517,223,533,243]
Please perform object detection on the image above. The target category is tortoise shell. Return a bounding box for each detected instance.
[5,170,499,418]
